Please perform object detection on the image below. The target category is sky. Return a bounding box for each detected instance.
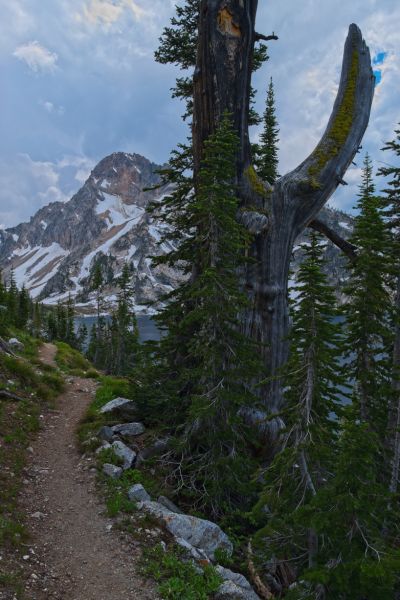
[0,0,399,228]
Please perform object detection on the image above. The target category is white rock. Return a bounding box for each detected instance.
[215,580,260,600]
[102,463,123,479]
[174,537,210,562]
[216,566,253,590]
[127,483,151,502]
[99,397,137,418]
[112,440,136,470]
[8,338,24,350]
[138,500,233,561]
[111,422,145,438]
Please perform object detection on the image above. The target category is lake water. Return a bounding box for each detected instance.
[74,314,161,343]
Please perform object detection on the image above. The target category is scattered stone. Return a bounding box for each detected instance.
[99,397,137,418]
[97,426,114,442]
[215,566,253,590]
[215,580,260,600]
[102,463,123,479]
[111,422,145,439]
[8,337,24,350]
[111,441,136,470]
[157,495,183,514]
[31,512,46,520]
[138,501,233,561]
[127,484,151,503]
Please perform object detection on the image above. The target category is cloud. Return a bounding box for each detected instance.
[13,41,58,73]
[39,100,65,115]
[79,0,146,28]
[0,153,96,228]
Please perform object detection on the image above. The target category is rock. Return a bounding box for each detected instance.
[136,438,170,466]
[215,580,260,600]
[215,566,253,591]
[30,512,46,520]
[174,537,210,562]
[8,337,24,350]
[97,426,114,442]
[127,484,151,502]
[102,463,123,479]
[157,495,183,514]
[111,422,145,439]
[95,442,111,454]
[99,397,137,418]
[111,440,136,470]
[138,501,233,561]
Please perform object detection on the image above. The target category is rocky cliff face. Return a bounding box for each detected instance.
[0,151,353,313]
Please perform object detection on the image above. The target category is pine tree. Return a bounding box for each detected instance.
[16,285,30,329]
[113,263,139,375]
[255,78,280,184]
[56,302,67,342]
[344,154,393,437]
[300,415,399,599]
[253,232,346,584]
[76,322,88,353]
[87,323,98,363]
[145,114,262,515]
[91,262,105,366]
[377,124,400,495]
[65,295,77,348]
[6,269,18,325]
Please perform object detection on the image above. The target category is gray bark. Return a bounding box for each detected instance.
[193,2,374,439]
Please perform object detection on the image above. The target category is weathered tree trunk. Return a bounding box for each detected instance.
[193,1,374,434]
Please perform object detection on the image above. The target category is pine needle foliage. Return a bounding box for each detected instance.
[141,114,262,515]
[255,78,280,184]
[344,154,393,437]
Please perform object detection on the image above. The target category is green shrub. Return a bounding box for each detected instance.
[144,544,222,600]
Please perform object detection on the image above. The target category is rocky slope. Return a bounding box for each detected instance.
[0,152,179,313]
[0,152,353,313]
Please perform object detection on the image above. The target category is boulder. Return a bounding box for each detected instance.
[174,537,210,562]
[157,495,183,514]
[138,500,233,561]
[102,463,122,479]
[111,440,136,470]
[215,581,260,600]
[127,483,151,503]
[99,397,137,418]
[111,422,145,439]
[8,337,24,350]
[97,426,114,442]
[215,566,254,591]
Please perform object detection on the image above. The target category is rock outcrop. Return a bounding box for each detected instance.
[0,151,353,313]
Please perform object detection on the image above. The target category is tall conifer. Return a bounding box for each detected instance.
[256,78,280,184]
[344,154,392,436]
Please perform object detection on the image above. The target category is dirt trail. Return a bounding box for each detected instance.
[19,344,158,600]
